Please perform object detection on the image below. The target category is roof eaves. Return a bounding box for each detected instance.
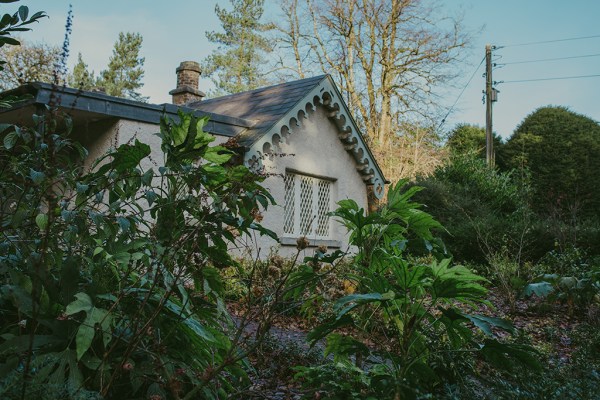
[0,82,254,136]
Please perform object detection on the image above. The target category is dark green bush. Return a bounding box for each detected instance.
[413,154,535,265]
[0,108,275,399]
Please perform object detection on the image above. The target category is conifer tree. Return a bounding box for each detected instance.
[67,52,95,90]
[203,0,273,95]
[98,32,147,101]
[500,106,600,218]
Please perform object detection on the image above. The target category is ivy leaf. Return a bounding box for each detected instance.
[117,217,131,232]
[144,190,158,206]
[76,183,89,194]
[141,169,154,185]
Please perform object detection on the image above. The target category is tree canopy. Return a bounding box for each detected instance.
[0,39,59,90]
[500,106,600,218]
[98,32,147,101]
[273,0,469,146]
[67,52,95,90]
[202,0,273,95]
[446,123,503,159]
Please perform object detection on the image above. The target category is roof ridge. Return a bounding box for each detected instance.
[193,74,328,105]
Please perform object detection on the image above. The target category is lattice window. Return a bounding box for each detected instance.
[316,179,331,237]
[283,172,332,239]
[299,176,314,235]
[283,174,295,234]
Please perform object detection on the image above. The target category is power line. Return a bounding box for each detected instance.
[437,56,485,130]
[497,34,600,48]
[502,74,600,83]
[501,52,600,65]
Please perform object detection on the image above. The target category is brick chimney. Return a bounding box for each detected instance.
[169,61,205,105]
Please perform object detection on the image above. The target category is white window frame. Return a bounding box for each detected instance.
[283,170,334,240]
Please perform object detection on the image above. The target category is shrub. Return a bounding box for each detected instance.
[413,154,535,265]
[0,107,275,399]
[287,181,540,399]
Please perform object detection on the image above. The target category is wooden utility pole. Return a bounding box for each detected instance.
[485,44,495,167]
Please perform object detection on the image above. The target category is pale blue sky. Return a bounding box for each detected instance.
[12,0,600,139]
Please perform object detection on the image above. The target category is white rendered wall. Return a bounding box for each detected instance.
[80,117,367,260]
[249,106,368,259]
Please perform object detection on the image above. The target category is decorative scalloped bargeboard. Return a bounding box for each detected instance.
[245,77,385,199]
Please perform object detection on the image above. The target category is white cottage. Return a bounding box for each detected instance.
[0,62,386,257]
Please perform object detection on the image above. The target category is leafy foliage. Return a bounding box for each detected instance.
[288,181,539,399]
[523,264,600,316]
[66,53,95,91]
[0,106,274,398]
[446,123,503,160]
[0,3,46,54]
[413,154,539,264]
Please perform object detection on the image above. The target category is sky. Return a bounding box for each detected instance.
[10,0,600,140]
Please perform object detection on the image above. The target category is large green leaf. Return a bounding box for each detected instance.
[307,314,354,345]
[522,281,554,298]
[325,333,369,361]
[107,140,151,174]
[65,293,112,360]
[333,291,395,318]
[480,339,541,372]
[464,314,514,336]
[203,146,233,164]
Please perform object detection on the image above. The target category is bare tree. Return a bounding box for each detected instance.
[0,38,60,90]
[272,0,469,148]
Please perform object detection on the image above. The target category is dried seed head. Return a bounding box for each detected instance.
[296,236,309,250]
[268,265,281,278]
[269,254,285,268]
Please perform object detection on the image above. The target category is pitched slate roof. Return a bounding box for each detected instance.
[188,75,327,146]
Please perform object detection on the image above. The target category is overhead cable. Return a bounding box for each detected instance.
[502,74,600,83]
[437,56,486,130]
[502,52,600,65]
[497,34,600,49]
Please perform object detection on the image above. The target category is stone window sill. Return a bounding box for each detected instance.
[280,237,341,248]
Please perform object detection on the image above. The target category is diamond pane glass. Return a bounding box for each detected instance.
[283,174,295,234]
[299,176,314,235]
[316,180,331,237]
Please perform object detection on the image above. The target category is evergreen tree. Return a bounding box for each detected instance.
[98,32,147,101]
[447,123,503,159]
[203,0,273,95]
[67,52,95,90]
[500,106,600,218]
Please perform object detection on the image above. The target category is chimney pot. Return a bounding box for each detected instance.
[169,61,205,105]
